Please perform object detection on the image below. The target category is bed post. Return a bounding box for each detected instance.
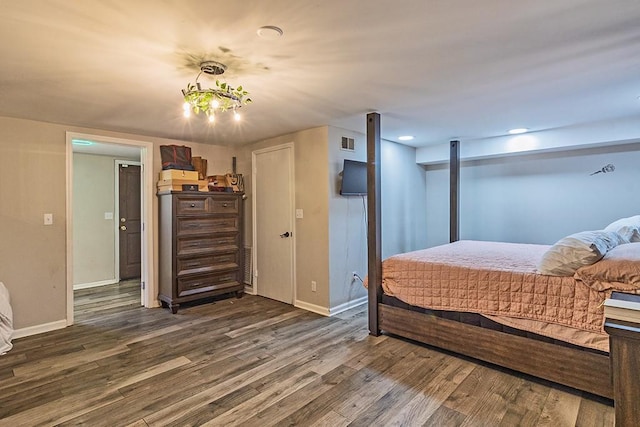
[450,140,460,243]
[367,112,382,336]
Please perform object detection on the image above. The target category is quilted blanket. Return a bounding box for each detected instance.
[380,241,628,351]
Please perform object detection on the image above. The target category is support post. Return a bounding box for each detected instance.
[367,112,382,336]
[450,140,460,243]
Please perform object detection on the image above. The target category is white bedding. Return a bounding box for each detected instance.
[0,282,13,354]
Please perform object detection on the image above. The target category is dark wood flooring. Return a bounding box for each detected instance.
[0,281,614,426]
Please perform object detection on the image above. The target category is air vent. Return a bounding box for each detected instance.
[341,137,355,151]
[243,246,253,285]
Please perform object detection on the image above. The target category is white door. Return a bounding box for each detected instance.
[253,144,295,304]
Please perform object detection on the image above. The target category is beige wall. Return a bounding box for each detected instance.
[73,154,121,285]
[0,115,238,330]
[240,127,330,309]
[0,117,67,330]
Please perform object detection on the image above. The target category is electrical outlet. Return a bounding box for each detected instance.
[311,280,317,292]
[44,213,53,225]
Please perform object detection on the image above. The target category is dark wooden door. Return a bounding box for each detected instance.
[119,164,141,280]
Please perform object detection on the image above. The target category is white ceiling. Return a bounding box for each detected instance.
[1,1,640,147]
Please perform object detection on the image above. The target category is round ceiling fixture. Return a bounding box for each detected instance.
[200,61,227,76]
[508,128,529,135]
[257,25,284,40]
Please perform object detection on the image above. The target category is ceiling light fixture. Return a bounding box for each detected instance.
[508,128,529,135]
[72,139,94,145]
[181,61,251,123]
[398,135,414,141]
[257,25,283,40]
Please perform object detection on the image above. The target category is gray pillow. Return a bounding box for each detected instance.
[537,230,628,276]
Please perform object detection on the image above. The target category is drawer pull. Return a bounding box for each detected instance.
[223,203,228,207]
[190,203,195,207]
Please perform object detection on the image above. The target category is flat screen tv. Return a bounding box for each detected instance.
[340,159,367,196]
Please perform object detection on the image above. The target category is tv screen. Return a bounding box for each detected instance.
[340,159,367,196]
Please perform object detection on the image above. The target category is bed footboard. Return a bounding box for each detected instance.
[379,303,612,398]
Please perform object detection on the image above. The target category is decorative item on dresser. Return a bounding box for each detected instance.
[158,191,244,313]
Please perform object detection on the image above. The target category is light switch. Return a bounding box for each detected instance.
[295,209,303,219]
[44,213,53,225]
[104,212,114,220]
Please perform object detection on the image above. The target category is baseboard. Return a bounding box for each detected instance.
[244,285,256,295]
[294,300,330,316]
[294,296,367,317]
[73,279,117,290]
[328,296,367,316]
[13,319,67,339]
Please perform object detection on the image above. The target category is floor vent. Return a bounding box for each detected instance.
[243,247,252,285]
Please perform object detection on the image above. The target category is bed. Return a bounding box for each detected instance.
[365,113,640,425]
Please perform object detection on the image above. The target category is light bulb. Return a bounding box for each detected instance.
[208,114,215,123]
[183,102,190,111]
[234,111,241,121]
[183,109,191,118]
[211,100,220,108]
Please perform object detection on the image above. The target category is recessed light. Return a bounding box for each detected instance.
[398,135,414,141]
[257,26,283,40]
[72,139,94,145]
[508,128,529,135]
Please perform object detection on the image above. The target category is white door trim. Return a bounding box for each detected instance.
[251,142,296,303]
[66,132,156,326]
[114,160,142,291]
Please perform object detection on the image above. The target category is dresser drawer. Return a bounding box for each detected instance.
[177,235,239,256]
[177,252,239,276]
[177,217,239,235]
[210,196,239,214]
[177,271,239,297]
[176,196,209,215]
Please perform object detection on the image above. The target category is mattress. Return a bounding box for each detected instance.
[379,240,628,352]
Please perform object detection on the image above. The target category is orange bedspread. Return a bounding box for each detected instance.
[380,240,623,351]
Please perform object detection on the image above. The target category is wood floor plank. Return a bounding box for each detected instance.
[422,405,467,427]
[241,364,358,427]
[536,388,582,427]
[575,396,616,427]
[0,284,615,426]
[370,354,475,426]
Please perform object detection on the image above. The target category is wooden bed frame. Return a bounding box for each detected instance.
[365,113,640,426]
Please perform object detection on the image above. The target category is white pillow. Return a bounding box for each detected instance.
[604,215,640,242]
[537,230,627,276]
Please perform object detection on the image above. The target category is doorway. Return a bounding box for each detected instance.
[252,144,295,304]
[66,132,156,326]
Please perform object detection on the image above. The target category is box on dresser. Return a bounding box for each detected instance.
[157,191,244,313]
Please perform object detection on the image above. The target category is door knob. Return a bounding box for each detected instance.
[120,225,127,231]
[120,217,126,223]
[280,231,291,238]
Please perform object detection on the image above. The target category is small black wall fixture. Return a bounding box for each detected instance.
[590,164,615,176]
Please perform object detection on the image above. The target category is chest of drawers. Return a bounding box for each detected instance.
[158,192,244,313]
